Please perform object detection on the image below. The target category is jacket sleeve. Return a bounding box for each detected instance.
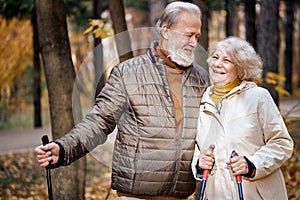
[55,66,127,166]
[191,147,203,180]
[249,89,294,180]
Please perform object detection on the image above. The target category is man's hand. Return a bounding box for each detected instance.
[34,143,60,168]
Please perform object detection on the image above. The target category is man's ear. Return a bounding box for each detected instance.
[161,25,169,39]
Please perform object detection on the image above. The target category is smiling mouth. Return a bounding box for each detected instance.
[213,69,226,75]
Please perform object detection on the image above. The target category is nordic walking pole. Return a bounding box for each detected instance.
[199,145,214,200]
[199,168,209,200]
[42,135,53,200]
[230,150,244,200]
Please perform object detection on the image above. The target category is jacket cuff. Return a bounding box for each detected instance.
[49,141,65,169]
[243,156,256,178]
[196,160,204,179]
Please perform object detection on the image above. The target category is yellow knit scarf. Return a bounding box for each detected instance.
[211,78,242,105]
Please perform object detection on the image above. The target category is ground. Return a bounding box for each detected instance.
[0,98,299,199]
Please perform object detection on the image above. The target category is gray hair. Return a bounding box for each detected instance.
[208,36,263,81]
[156,2,201,34]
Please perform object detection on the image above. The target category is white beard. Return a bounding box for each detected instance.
[168,47,194,67]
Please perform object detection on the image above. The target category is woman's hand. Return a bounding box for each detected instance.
[198,145,215,170]
[34,142,60,168]
[226,156,249,176]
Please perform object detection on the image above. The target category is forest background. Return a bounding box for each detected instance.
[0,0,300,199]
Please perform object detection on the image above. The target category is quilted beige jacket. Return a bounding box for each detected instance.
[56,41,209,198]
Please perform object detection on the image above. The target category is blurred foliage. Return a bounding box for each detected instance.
[0,0,34,19]
[0,17,89,129]
[207,0,241,11]
[0,107,51,130]
[123,0,149,11]
[0,0,93,31]
[0,17,32,89]
[83,19,113,39]
[0,16,33,125]
[255,72,290,96]
[281,118,300,200]
[0,0,93,126]
[265,72,290,96]
[207,0,224,10]
[64,0,93,32]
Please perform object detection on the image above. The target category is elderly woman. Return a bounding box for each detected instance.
[192,36,294,200]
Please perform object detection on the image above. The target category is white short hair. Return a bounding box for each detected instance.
[155,2,201,34]
[208,36,263,81]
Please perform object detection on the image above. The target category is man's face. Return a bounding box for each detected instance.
[162,12,201,66]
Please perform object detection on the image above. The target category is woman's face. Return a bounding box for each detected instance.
[209,46,239,86]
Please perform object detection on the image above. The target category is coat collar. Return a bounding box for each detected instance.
[206,81,257,101]
[201,81,257,115]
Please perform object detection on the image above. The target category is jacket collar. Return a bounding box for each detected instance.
[201,81,257,115]
[223,81,257,99]
[206,81,257,101]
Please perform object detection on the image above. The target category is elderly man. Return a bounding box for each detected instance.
[35,2,208,199]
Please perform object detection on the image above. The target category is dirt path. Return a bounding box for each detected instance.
[0,126,51,155]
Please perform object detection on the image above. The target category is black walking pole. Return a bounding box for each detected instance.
[42,135,53,200]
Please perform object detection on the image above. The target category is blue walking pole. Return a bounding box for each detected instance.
[199,145,214,200]
[230,150,244,200]
[199,169,209,200]
[236,177,244,200]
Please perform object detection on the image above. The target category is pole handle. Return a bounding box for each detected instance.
[236,174,242,183]
[41,135,53,200]
[42,135,50,146]
[202,169,209,179]
[230,150,242,183]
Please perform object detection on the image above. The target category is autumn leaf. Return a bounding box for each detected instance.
[83,26,94,35]
[83,19,113,39]
[275,85,290,96]
[265,77,278,85]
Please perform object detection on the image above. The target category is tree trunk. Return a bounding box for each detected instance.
[94,0,105,97]
[194,0,209,50]
[257,0,280,105]
[149,0,167,26]
[225,0,231,36]
[226,1,241,37]
[298,3,300,88]
[284,0,295,94]
[191,0,209,70]
[245,0,257,49]
[32,7,42,128]
[34,0,85,199]
[109,0,133,62]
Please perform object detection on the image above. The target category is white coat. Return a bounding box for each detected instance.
[192,81,294,200]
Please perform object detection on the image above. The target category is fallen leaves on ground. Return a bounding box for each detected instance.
[0,148,299,199]
[0,152,118,199]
